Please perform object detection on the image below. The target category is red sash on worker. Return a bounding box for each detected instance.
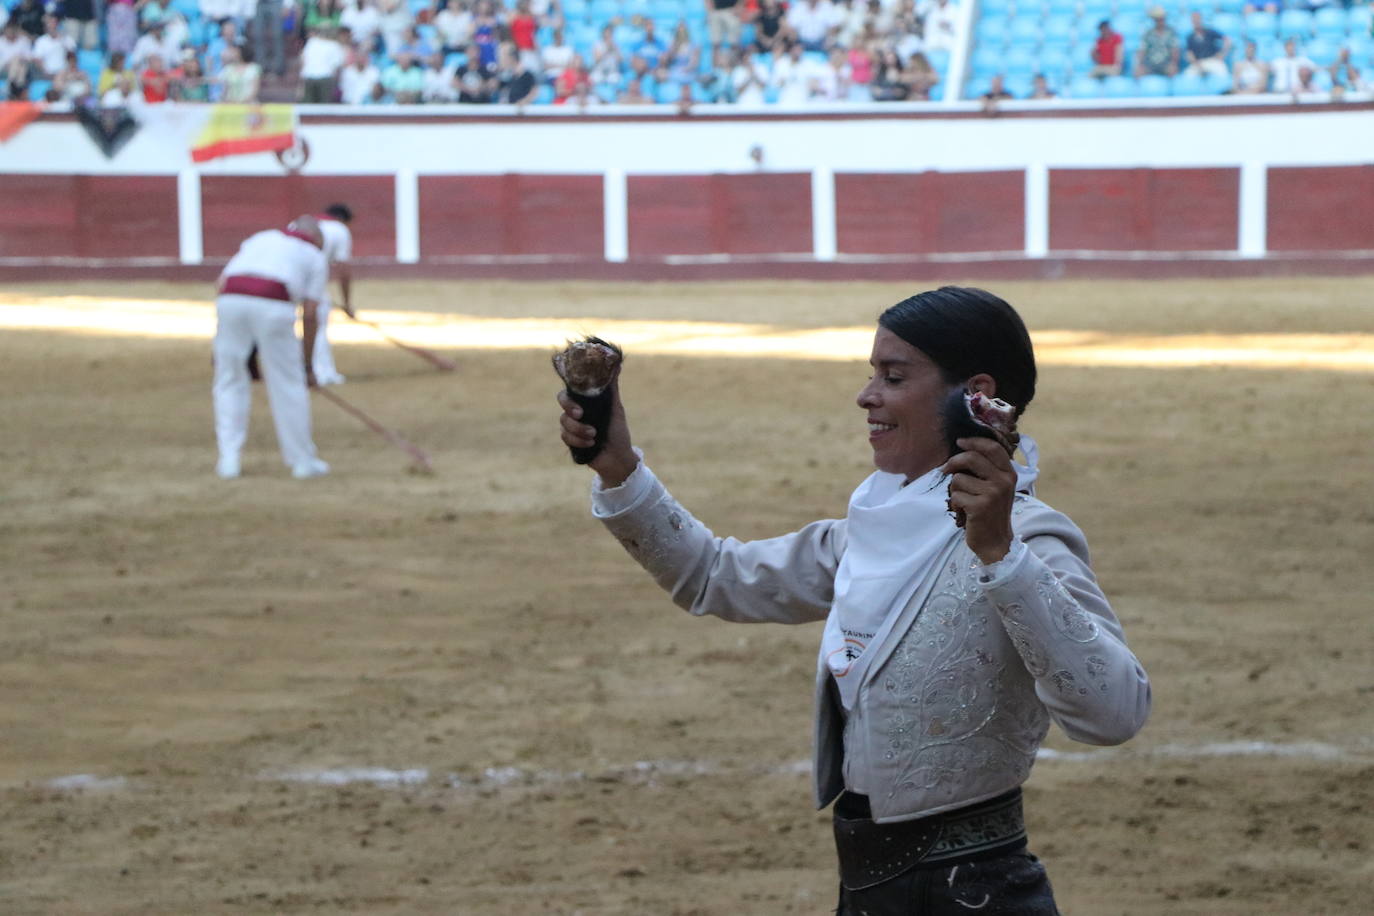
[220,275,291,301]
[282,226,323,248]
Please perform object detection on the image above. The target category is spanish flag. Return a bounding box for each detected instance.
[190,104,296,163]
[0,101,42,143]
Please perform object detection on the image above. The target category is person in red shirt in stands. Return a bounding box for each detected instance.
[509,0,538,62]
[140,52,175,102]
[1089,19,1124,78]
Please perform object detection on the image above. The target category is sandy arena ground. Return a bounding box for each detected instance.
[1,277,1371,915]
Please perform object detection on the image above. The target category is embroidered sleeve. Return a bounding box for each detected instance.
[977,509,1151,746]
[591,459,841,625]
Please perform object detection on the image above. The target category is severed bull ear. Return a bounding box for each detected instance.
[553,336,623,465]
[939,387,1019,460]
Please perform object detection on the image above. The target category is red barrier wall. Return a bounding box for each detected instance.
[627,173,812,256]
[1266,165,1374,251]
[835,171,1024,253]
[201,175,396,258]
[417,175,603,257]
[0,174,178,258]
[1049,168,1239,251]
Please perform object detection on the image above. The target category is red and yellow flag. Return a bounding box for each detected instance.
[190,104,296,163]
[0,101,42,143]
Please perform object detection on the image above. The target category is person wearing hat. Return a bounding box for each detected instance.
[1135,6,1180,78]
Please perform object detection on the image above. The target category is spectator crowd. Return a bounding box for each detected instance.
[0,0,971,107]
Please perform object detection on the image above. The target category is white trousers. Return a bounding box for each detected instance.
[311,298,342,381]
[213,294,320,469]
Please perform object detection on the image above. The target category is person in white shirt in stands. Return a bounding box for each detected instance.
[32,14,75,78]
[1230,38,1269,94]
[421,49,457,101]
[299,26,346,101]
[433,0,473,51]
[540,27,576,83]
[310,203,356,386]
[339,43,381,103]
[130,20,181,70]
[554,285,1151,915]
[1269,37,1314,94]
[919,0,960,53]
[788,0,842,52]
[0,20,33,99]
[213,215,330,480]
[340,0,384,54]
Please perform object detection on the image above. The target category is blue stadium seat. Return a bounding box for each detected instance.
[28,79,52,101]
[1042,14,1077,45]
[1045,0,1078,16]
[1008,17,1043,45]
[534,84,555,104]
[1068,74,1104,98]
[563,0,589,19]
[1138,73,1171,96]
[928,83,944,101]
[1038,44,1073,75]
[1211,12,1243,37]
[1312,8,1346,37]
[595,83,618,103]
[976,18,1009,46]
[1242,11,1277,38]
[1304,38,1338,66]
[981,0,1014,14]
[1214,0,1247,13]
[972,45,1005,72]
[1278,9,1314,39]
[590,0,619,22]
[1102,75,1137,97]
[625,0,651,17]
[1172,71,1209,96]
[78,49,105,72]
[1004,45,1039,74]
[926,49,950,72]
[1005,73,1034,97]
[1349,6,1373,36]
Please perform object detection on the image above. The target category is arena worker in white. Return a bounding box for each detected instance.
[309,202,356,386]
[555,286,1152,914]
[212,214,330,481]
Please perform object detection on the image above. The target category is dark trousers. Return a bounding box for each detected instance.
[253,0,285,77]
[836,850,1059,915]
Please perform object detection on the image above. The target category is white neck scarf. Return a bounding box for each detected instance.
[821,436,1040,710]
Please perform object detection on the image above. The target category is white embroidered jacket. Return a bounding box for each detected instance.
[592,462,1152,824]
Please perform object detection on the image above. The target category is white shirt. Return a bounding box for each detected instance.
[299,34,345,79]
[340,1,383,45]
[921,0,959,52]
[1270,53,1314,93]
[221,229,328,304]
[339,61,380,104]
[130,32,181,69]
[432,7,472,47]
[541,41,575,80]
[786,0,840,45]
[422,63,457,101]
[318,217,352,265]
[0,32,33,69]
[33,32,75,77]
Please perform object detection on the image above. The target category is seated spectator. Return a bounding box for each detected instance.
[981,71,1014,112]
[920,0,959,53]
[53,50,95,102]
[300,26,346,102]
[454,54,496,102]
[659,22,698,85]
[131,21,179,70]
[1290,63,1331,99]
[1,20,33,100]
[497,43,538,103]
[553,54,590,101]
[787,0,840,53]
[434,0,474,52]
[890,4,926,63]
[339,45,381,102]
[418,50,454,101]
[695,48,734,102]
[12,0,44,37]
[206,20,246,75]
[393,25,435,61]
[1135,6,1180,78]
[753,0,789,54]
[902,49,938,100]
[812,48,850,101]
[1182,11,1230,79]
[1269,37,1314,94]
[730,47,769,105]
[382,50,425,102]
[617,74,652,103]
[32,14,74,79]
[1029,72,1056,99]
[61,0,101,52]
[508,0,539,64]
[105,0,139,59]
[101,70,138,105]
[341,0,384,55]
[560,78,601,109]
[1231,39,1269,94]
[306,0,346,33]
[378,0,416,56]
[589,24,623,86]
[771,41,811,104]
[1328,47,1366,96]
[846,41,873,89]
[470,3,501,69]
[635,20,667,69]
[173,54,211,100]
[140,53,173,102]
[97,50,137,96]
[218,45,262,102]
[542,27,577,83]
[869,47,908,100]
[1089,19,1124,78]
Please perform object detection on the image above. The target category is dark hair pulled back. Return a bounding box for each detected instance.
[877,286,1037,414]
